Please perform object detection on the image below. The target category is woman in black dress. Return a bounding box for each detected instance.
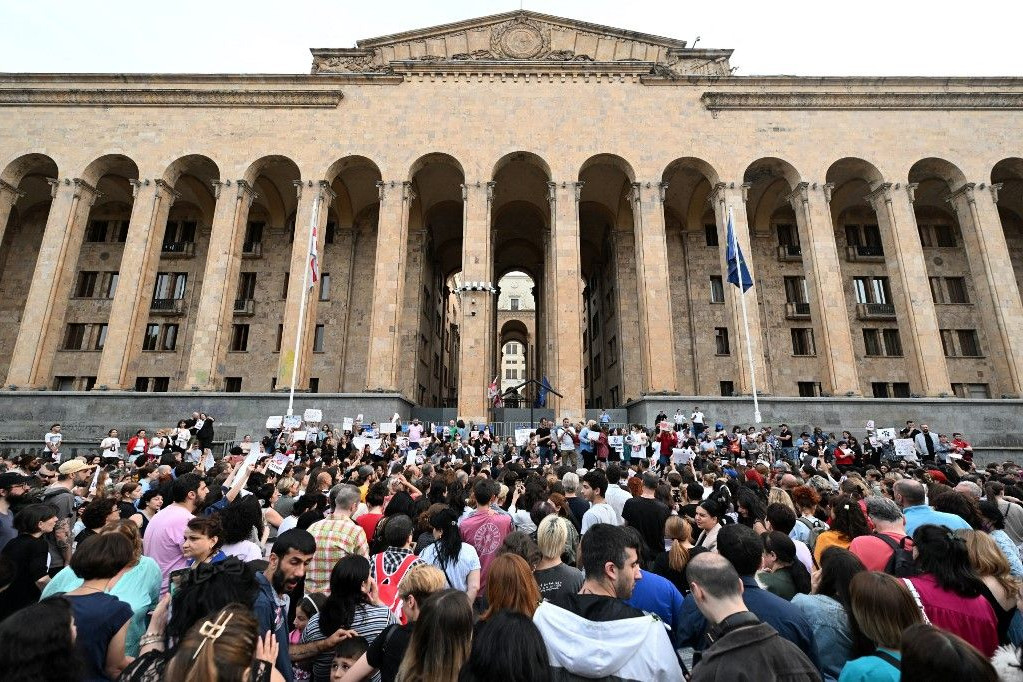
[0,504,58,619]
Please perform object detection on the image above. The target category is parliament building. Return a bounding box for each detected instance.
[1,10,1022,436]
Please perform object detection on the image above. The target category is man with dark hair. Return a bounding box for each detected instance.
[369,514,424,622]
[681,482,704,520]
[534,524,683,680]
[253,529,316,682]
[580,469,617,533]
[622,472,670,563]
[603,464,630,524]
[460,477,512,594]
[676,524,818,669]
[894,478,970,534]
[143,472,207,595]
[686,553,820,682]
[764,503,813,572]
[0,472,32,551]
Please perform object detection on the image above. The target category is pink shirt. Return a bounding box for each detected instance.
[909,573,998,657]
[848,531,913,572]
[459,508,512,591]
[143,504,193,595]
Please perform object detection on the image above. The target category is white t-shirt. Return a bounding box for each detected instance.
[674,412,685,425]
[628,432,648,459]
[100,437,121,458]
[221,540,263,562]
[581,502,619,534]
[44,432,62,452]
[692,411,705,425]
[419,542,481,593]
[173,428,191,450]
[557,426,576,451]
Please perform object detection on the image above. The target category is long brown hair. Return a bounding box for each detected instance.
[164,603,258,682]
[396,589,473,682]
[848,571,923,652]
[959,529,1022,597]
[664,516,692,572]
[482,553,541,620]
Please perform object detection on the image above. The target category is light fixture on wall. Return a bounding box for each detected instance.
[454,281,497,294]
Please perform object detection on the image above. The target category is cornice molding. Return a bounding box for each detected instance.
[0,88,344,108]
[700,91,1023,111]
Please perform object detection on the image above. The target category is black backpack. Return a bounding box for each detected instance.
[874,533,917,577]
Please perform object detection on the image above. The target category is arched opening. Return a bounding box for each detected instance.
[497,273,535,407]
[992,158,1023,309]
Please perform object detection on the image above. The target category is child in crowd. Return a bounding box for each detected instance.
[291,593,327,681]
[331,636,369,681]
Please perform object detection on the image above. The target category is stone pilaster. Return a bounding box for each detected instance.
[786,182,860,395]
[609,229,643,402]
[457,181,495,423]
[6,178,99,387]
[184,180,257,389]
[0,179,26,249]
[95,179,179,388]
[547,181,585,420]
[711,182,770,395]
[866,182,950,396]
[334,226,359,390]
[277,180,334,391]
[948,182,1023,396]
[399,227,427,401]
[631,181,678,393]
[365,180,413,392]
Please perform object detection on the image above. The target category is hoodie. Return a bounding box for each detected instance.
[533,593,683,682]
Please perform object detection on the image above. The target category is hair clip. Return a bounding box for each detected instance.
[192,611,233,660]
[302,595,320,614]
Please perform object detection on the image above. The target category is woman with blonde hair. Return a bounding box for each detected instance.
[652,515,695,594]
[164,603,282,682]
[395,589,473,682]
[533,516,582,601]
[958,528,1021,644]
[767,487,796,513]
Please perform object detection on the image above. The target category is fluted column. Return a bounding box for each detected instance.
[866,182,950,396]
[0,179,26,248]
[276,180,333,391]
[95,179,179,388]
[787,182,860,395]
[457,181,495,422]
[6,178,99,387]
[948,182,1023,396]
[711,182,770,395]
[609,229,643,401]
[365,180,413,392]
[547,181,585,419]
[631,181,678,393]
[184,180,257,389]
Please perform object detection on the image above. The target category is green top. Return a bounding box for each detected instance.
[755,568,797,600]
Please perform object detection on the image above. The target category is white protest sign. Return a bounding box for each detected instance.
[671,448,692,464]
[342,417,354,432]
[894,438,917,460]
[265,416,283,430]
[608,435,624,454]
[877,427,897,441]
[405,450,418,466]
[267,454,289,475]
[471,429,480,439]
[303,409,323,423]
[290,430,307,443]
[515,428,532,446]
[237,452,262,479]
[398,437,410,449]
[587,430,600,442]
[353,436,383,452]
[379,422,397,434]
[283,415,302,430]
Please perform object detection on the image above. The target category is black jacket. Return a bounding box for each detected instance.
[691,618,821,682]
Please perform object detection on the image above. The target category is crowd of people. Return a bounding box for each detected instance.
[0,405,1018,681]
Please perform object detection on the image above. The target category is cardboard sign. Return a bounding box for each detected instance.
[877,427,897,441]
[290,430,307,443]
[379,422,397,434]
[342,417,354,432]
[671,447,692,464]
[894,438,917,460]
[303,409,323,423]
[353,436,382,452]
[283,415,302,430]
[587,430,600,442]
[266,416,283,430]
[608,435,624,453]
[267,454,289,475]
[514,428,532,447]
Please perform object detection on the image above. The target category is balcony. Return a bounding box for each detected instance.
[785,302,811,319]
[161,241,195,258]
[234,298,255,316]
[242,241,262,258]
[151,298,185,315]
[856,302,896,320]
[846,244,885,262]
[776,244,802,262]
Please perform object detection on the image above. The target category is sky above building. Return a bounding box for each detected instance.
[2,0,1020,77]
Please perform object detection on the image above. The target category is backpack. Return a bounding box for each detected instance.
[874,533,917,578]
[375,552,420,624]
[797,517,825,553]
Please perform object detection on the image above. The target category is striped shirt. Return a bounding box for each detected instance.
[301,604,396,682]
[305,516,369,594]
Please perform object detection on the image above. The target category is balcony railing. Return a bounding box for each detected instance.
[242,241,262,258]
[151,298,185,315]
[161,241,195,258]
[776,244,802,262]
[846,244,885,261]
[785,302,811,319]
[234,298,255,316]
[856,302,896,319]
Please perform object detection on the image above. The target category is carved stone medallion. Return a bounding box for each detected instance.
[491,17,549,59]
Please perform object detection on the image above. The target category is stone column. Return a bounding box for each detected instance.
[399,227,427,401]
[365,180,413,392]
[711,182,770,395]
[866,182,950,396]
[787,182,860,395]
[0,179,26,248]
[547,181,586,420]
[277,180,334,391]
[95,179,179,389]
[631,181,678,393]
[184,180,257,390]
[6,178,99,387]
[609,229,643,402]
[457,182,495,423]
[335,226,358,390]
[948,182,1023,396]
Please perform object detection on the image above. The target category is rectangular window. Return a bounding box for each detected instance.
[135,377,150,392]
[720,380,734,396]
[75,271,98,298]
[53,376,75,391]
[113,221,129,243]
[153,273,187,300]
[593,354,602,380]
[313,324,325,352]
[433,353,440,378]
[797,381,821,397]
[510,297,520,310]
[152,377,169,392]
[505,368,514,379]
[967,383,990,399]
[705,224,719,247]
[791,328,816,356]
[608,336,617,365]
[325,222,336,245]
[776,223,799,247]
[281,273,289,299]
[244,221,264,246]
[715,327,730,355]
[93,324,107,351]
[845,224,862,247]
[863,329,882,356]
[710,276,724,303]
[230,324,249,352]
[882,329,903,356]
[783,276,808,304]
[946,277,969,304]
[143,324,160,351]
[81,376,96,391]
[892,382,911,398]
[872,381,890,398]
[275,324,283,352]
[162,324,178,351]
[224,377,242,392]
[940,329,957,357]
[957,329,981,357]
[929,277,945,304]
[238,272,257,301]
[86,220,108,243]
[309,378,319,393]
[610,386,620,406]
[319,273,331,301]
[853,276,891,304]
[104,272,118,298]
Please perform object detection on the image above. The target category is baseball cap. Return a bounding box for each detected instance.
[0,472,32,488]
[58,459,95,476]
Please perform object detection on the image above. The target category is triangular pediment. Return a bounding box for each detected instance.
[311,11,732,77]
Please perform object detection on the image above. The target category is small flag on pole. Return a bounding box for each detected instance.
[725,209,753,292]
[307,221,319,290]
[535,376,551,408]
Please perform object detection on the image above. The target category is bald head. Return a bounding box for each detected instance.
[894,479,926,507]
[954,481,982,500]
[780,474,800,490]
[686,552,742,600]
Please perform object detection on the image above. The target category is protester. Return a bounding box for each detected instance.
[163,604,282,681]
[418,507,480,602]
[847,496,912,572]
[578,469,617,533]
[693,498,724,552]
[958,528,1021,644]
[369,514,424,622]
[813,494,871,566]
[458,479,512,595]
[899,622,999,682]
[840,571,923,681]
[306,486,369,595]
[256,529,317,682]
[459,610,551,682]
[0,503,57,619]
[0,597,84,682]
[143,473,207,594]
[0,471,32,551]
[533,515,583,601]
[394,589,473,682]
[758,531,812,599]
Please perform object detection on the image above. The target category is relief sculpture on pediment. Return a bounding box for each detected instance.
[490,16,551,59]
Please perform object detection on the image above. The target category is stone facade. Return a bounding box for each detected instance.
[2,10,1023,427]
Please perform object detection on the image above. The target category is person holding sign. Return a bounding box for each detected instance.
[555,418,578,470]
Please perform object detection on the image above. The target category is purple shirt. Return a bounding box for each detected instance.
[142,504,192,595]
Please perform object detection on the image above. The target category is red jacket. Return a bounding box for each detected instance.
[127,436,148,456]
[656,431,677,456]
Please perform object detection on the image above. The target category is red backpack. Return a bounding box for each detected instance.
[375,552,420,624]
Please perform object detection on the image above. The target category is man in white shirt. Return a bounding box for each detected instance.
[556,418,578,469]
[580,469,618,533]
[691,407,706,436]
[44,424,63,461]
[603,464,630,525]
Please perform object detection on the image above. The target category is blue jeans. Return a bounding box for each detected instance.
[538,447,553,466]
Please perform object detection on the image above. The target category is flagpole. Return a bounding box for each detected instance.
[287,189,321,417]
[729,206,762,424]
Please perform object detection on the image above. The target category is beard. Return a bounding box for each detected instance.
[271,566,297,594]
[614,571,635,600]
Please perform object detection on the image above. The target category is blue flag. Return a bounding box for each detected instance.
[725,210,753,292]
[535,375,551,408]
